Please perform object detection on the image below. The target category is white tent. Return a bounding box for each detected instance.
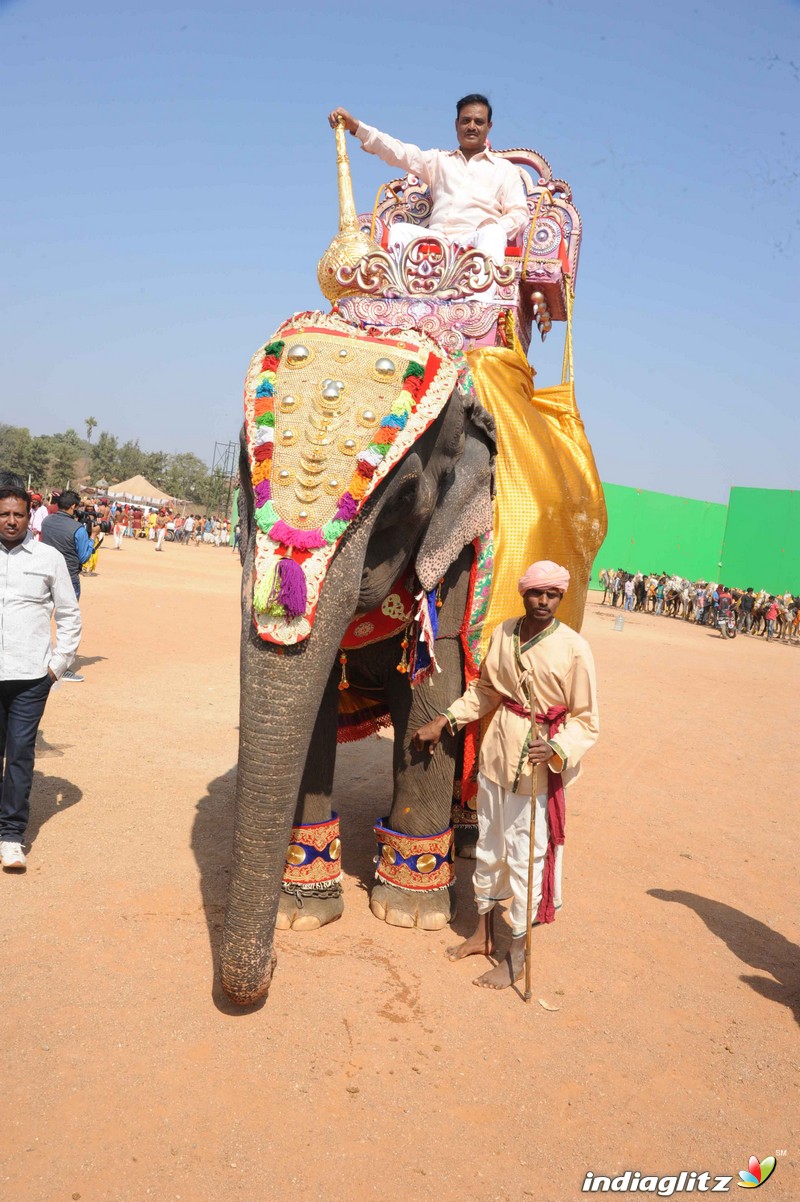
[106,475,173,506]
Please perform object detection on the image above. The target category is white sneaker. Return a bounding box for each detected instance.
[1,841,26,870]
[62,669,84,683]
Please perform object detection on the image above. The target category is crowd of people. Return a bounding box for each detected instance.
[29,492,239,555]
[598,569,800,642]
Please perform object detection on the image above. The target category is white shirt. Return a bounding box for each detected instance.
[31,503,50,537]
[356,123,529,241]
[0,533,82,681]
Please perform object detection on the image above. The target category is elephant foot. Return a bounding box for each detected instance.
[370,883,456,931]
[276,886,344,931]
[454,824,478,860]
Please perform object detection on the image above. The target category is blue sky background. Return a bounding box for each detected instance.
[1,0,797,502]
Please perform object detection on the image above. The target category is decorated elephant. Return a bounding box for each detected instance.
[220,315,498,1005]
[218,121,606,1007]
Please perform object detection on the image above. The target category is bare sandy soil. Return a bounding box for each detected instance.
[3,540,798,1202]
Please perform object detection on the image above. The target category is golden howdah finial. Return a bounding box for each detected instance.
[317,117,374,303]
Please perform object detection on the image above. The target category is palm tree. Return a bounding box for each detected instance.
[85,416,98,442]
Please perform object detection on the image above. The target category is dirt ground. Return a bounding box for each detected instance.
[3,539,798,1202]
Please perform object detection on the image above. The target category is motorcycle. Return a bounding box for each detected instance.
[717,609,737,639]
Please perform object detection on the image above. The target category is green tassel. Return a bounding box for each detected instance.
[256,411,275,427]
[253,563,277,613]
[255,500,279,534]
[322,518,349,544]
[263,340,285,357]
[402,360,424,380]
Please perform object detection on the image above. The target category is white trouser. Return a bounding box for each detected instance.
[155,527,165,549]
[386,220,507,298]
[473,772,563,937]
[114,532,123,549]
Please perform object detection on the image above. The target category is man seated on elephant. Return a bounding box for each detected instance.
[412,560,599,990]
[328,94,529,271]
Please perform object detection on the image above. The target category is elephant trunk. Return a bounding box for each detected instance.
[219,527,370,1006]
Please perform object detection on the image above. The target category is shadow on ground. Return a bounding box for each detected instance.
[648,889,800,1026]
[27,769,83,845]
[191,753,480,1009]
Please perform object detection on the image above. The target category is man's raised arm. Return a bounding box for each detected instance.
[328,106,432,184]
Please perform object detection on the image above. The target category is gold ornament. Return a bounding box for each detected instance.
[317,118,376,303]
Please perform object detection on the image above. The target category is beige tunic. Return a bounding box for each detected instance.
[446,617,599,795]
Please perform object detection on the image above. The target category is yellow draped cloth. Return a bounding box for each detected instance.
[466,342,607,642]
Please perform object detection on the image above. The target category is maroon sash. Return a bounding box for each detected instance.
[501,699,568,924]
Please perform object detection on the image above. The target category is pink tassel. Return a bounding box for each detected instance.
[334,492,359,522]
[276,557,308,619]
[268,520,326,550]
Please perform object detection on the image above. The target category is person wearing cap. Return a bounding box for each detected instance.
[412,560,599,990]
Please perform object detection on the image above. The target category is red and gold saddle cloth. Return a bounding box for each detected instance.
[244,311,458,646]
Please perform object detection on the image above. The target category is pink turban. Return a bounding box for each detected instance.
[518,560,570,595]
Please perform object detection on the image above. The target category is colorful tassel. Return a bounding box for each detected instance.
[268,520,326,550]
[397,635,409,674]
[255,500,280,534]
[333,493,359,522]
[276,557,307,619]
[322,518,348,544]
[253,479,271,508]
[253,562,278,613]
[338,652,349,691]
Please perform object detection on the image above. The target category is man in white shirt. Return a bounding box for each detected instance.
[30,494,50,540]
[0,472,82,870]
[328,94,529,271]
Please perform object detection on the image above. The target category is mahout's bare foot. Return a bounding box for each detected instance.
[446,910,494,961]
[473,935,525,990]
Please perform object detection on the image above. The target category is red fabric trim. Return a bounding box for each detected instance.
[536,706,567,924]
[505,246,522,257]
[253,442,274,463]
[498,698,567,922]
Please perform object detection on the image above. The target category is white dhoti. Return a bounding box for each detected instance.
[473,771,563,937]
[385,220,508,299]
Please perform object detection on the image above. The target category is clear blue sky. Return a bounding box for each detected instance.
[1,0,798,502]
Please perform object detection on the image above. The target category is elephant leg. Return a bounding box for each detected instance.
[276,667,344,932]
[369,636,462,931]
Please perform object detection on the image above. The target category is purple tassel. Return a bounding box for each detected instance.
[254,479,271,508]
[276,557,307,619]
[333,492,359,521]
[268,519,326,550]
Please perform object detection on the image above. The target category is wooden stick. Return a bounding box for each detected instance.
[524,679,538,1002]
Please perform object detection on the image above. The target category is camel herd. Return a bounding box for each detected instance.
[599,571,800,643]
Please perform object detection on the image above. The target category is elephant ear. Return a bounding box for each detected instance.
[237,427,254,566]
[414,378,496,593]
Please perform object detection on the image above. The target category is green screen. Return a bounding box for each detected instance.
[719,488,800,594]
[590,483,728,585]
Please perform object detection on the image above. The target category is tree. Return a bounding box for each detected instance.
[164,452,210,502]
[142,450,168,486]
[84,416,98,442]
[0,424,33,479]
[49,438,79,488]
[117,440,145,480]
[90,431,119,481]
